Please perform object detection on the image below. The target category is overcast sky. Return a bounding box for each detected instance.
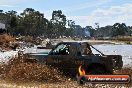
[0,0,132,27]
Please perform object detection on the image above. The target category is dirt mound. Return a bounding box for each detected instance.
[0,34,14,43]
[0,34,16,50]
[0,54,131,87]
[121,68,132,75]
[0,57,67,83]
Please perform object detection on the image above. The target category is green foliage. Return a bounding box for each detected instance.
[85,26,95,37]
[92,23,131,38]
[0,9,77,38]
[112,23,128,37]
[0,8,131,38]
[10,16,17,28]
[50,10,67,37]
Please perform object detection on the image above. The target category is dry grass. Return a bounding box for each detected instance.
[111,36,132,44]
[0,34,15,44]
[21,36,33,43]
[19,36,42,45]
[0,33,16,50]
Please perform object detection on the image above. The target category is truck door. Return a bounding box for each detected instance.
[46,43,84,75]
[47,43,71,68]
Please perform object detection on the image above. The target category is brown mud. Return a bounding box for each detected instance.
[0,56,131,88]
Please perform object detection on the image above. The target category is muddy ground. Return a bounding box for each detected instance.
[0,57,131,88]
[0,37,131,88]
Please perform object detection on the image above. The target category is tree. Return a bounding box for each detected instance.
[95,23,99,30]
[19,8,48,36]
[85,26,95,37]
[5,10,18,35]
[0,10,6,23]
[0,10,3,13]
[112,23,128,36]
[66,20,75,37]
[51,10,66,26]
[10,16,17,35]
[51,10,67,37]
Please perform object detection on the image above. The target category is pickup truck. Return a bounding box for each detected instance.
[25,42,123,76]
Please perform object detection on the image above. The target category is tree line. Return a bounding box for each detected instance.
[0,8,75,38]
[0,8,132,38]
[87,23,132,38]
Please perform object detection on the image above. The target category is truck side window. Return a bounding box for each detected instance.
[52,44,70,55]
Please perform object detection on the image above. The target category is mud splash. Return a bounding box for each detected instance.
[0,57,67,83]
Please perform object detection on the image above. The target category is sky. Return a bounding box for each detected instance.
[0,0,132,27]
